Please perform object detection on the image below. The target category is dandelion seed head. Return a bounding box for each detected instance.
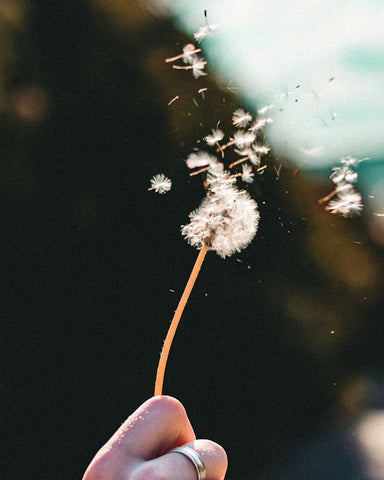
[149,174,172,194]
[181,170,259,258]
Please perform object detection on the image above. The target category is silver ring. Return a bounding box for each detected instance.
[171,446,206,480]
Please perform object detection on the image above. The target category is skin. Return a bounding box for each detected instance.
[82,395,228,480]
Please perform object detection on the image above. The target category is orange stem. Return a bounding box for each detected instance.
[154,243,209,396]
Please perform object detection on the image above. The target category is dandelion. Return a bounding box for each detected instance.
[154,167,259,395]
[148,173,172,194]
[232,108,253,128]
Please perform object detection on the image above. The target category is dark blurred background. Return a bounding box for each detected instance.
[1,1,384,479]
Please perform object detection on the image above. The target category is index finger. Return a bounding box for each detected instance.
[95,396,196,461]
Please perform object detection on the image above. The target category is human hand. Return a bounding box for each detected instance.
[82,395,228,480]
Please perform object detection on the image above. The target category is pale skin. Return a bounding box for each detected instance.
[82,395,228,480]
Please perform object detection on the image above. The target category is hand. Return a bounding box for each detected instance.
[82,395,228,480]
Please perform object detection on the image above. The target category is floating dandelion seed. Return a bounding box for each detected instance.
[193,23,219,42]
[240,164,255,183]
[205,128,224,146]
[232,108,253,128]
[326,191,363,217]
[148,173,172,194]
[165,43,201,63]
[185,150,217,169]
[249,117,273,133]
[320,156,367,217]
[233,130,256,148]
[257,105,274,116]
[172,57,207,78]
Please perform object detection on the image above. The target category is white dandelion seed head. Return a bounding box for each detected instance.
[232,108,253,128]
[185,150,217,169]
[150,173,172,194]
[205,128,225,146]
[181,170,259,258]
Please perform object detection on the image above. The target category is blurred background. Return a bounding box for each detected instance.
[1,1,384,479]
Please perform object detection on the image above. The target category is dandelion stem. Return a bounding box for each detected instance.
[154,243,209,396]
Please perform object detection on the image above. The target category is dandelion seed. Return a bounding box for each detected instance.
[165,43,201,63]
[233,130,256,148]
[249,117,273,133]
[191,57,207,78]
[232,108,253,128]
[241,164,254,183]
[173,57,207,78]
[205,128,224,146]
[193,23,219,42]
[252,143,270,156]
[186,151,217,169]
[148,174,172,194]
[257,105,274,116]
[326,192,363,217]
[331,166,358,184]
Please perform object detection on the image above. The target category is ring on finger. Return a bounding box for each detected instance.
[170,446,206,480]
